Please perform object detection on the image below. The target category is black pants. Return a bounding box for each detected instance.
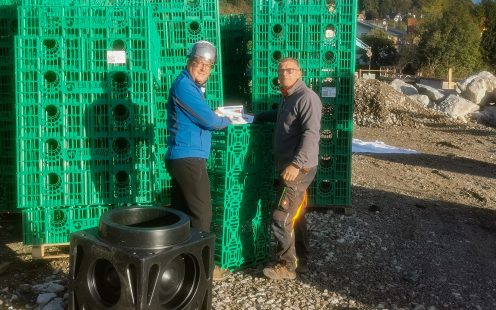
[166,158,212,232]
[272,167,317,270]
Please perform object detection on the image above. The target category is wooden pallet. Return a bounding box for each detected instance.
[32,243,70,259]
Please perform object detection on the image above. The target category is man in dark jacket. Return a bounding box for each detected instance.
[165,40,231,280]
[259,57,322,280]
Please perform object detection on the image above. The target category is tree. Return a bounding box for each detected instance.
[359,0,414,17]
[378,0,394,17]
[365,9,380,20]
[479,0,496,69]
[395,0,413,15]
[415,0,483,78]
[358,0,379,13]
[359,29,399,68]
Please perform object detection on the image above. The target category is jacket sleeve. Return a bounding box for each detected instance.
[172,79,230,130]
[253,109,278,123]
[291,92,322,168]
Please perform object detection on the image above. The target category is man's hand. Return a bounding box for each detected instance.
[281,165,299,182]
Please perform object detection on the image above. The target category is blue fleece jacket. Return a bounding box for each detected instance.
[166,69,230,159]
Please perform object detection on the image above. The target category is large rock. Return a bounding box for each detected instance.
[455,74,478,93]
[416,84,445,102]
[457,71,496,105]
[409,94,430,107]
[473,106,496,127]
[437,94,480,118]
[390,79,418,96]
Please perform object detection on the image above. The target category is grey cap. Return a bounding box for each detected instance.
[187,40,217,64]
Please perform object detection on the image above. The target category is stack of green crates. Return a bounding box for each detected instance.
[0,1,19,212]
[251,0,357,208]
[16,1,163,244]
[149,0,224,202]
[14,0,279,268]
[16,0,238,251]
[208,124,274,270]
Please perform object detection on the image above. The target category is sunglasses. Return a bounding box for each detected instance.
[278,68,300,74]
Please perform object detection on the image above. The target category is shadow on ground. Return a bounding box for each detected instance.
[362,152,496,179]
[237,186,496,309]
[425,123,496,137]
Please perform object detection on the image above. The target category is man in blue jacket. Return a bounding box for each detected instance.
[165,40,231,280]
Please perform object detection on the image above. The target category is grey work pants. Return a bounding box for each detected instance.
[272,166,317,270]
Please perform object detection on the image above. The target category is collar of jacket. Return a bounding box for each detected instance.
[280,79,305,97]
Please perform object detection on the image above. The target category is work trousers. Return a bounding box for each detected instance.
[272,166,317,270]
[166,158,212,232]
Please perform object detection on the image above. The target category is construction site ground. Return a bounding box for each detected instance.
[0,78,495,309]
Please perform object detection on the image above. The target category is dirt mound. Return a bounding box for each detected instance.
[353,78,455,127]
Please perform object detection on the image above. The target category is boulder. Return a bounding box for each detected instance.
[458,71,496,105]
[390,79,418,96]
[455,74,478,93]
[416,84,445,102]
[473,106,496,127]
[409,94,430,107]
[437,94,480,118]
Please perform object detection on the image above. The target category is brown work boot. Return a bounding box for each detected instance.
[263,263,296,280]
[213,265,230,281]
[296,259,309,274]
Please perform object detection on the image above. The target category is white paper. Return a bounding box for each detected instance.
[218,105,243,113]
[229,113,254,125]
[217,105,254,125]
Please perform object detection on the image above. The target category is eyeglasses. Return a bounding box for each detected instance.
[193,60,215,70]
[278,68,299,74]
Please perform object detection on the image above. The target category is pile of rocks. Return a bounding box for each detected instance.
[0,274,67,310]
[354,71,496,128]
[353,79,453,128]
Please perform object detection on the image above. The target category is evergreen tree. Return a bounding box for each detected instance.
[479,0,496,69]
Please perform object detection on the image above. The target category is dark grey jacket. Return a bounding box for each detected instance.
[274,79,322,170]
